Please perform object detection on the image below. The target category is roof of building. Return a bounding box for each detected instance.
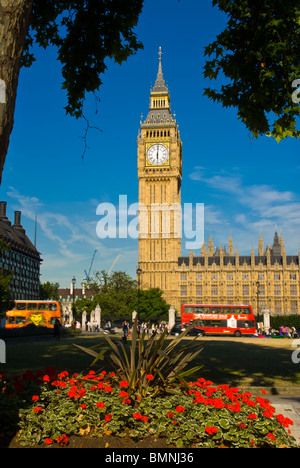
[58,288,96,300]
[178,231,300,267]
[152,47,169,94]
[141,47,175,127]
[0,202,41,260]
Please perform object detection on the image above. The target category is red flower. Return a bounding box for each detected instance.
[205,426,218,435]
[105,414,113,422]
[120,380,129,388]
[263,410,273,418]
[33,406,43,413]
[104,385,113,393]
[122,398,131,404]
[146,374,154,381]
[67,386,78,398]
[52,380,67,388]
[32,395,39,402]
[166,411,174,418]
[247,413,257,420]
[118,391,128,398]
[175,405,185,413]
[246,399,256,408]
[44,438,53,445]
[237,423,247,429]
[78,388,86,398]
[276,414,294,428]
[43,375,50,382]
[96,401,105,408]
[266,432,276,441]
[57,434,69,446]
[80,404,87,409]
[133,413,148,422]
[213,398,224,409]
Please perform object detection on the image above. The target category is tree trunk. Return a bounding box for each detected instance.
[0,0,33,185]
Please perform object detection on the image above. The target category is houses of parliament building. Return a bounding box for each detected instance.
[137,49,300,316]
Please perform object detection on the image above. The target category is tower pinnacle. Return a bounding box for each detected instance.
[152,46,168,94]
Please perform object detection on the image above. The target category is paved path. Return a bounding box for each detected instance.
[266,394,300,445]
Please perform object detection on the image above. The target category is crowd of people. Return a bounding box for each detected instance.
[279,325,298,337]
[62,318,169,337]
[256,324,298,338]
[121,320,168,341]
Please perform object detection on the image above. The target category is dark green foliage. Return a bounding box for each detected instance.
[39,281,59,300]
[0,269,14,319]
[79,271,170,321]
[131,288,170,320]
[270,314,300,331]
[75,318,204,398]
[204,0,300,141]
[0,240,14,318]
[23,0,144,117]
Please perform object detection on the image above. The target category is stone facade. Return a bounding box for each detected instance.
[137,48,182,310]
[137,49,300,316]
[176,232,299,315]
[0,201,41,300]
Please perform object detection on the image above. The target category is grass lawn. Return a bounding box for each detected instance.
[1,334,300,389]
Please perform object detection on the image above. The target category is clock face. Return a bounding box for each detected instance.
[147,144,169,165]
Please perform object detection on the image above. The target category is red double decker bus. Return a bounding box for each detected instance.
[181,304,256,337]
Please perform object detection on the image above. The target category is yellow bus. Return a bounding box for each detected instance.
[5,300,62,329]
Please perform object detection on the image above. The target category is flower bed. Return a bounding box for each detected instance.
[0,367,297,448]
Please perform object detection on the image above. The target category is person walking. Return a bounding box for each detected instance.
[54,318,61,341]
[122,320,129,343]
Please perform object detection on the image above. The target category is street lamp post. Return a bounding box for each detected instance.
[72,275,76,319]
[136,266,142,317]
[256,280,260,325]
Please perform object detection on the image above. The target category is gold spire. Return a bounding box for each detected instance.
[258,232,264,256]
[208,235,214,256]
[228,233,233,255]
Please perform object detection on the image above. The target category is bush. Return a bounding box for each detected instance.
[0,320,297,449]
[0,369,296,448]
[74,319,204,398]
[270,315,300,331]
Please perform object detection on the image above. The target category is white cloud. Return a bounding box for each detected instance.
[188,168,300,254]
[5,188,138,285]
[7,187,100,252]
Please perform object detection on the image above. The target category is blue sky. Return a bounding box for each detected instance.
[1,0,300,288]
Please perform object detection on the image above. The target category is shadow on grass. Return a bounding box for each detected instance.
[2,335,299,387]
[1,335,299,447]
[190,339,300,388]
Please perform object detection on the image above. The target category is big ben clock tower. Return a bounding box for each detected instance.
[137,48,182,307]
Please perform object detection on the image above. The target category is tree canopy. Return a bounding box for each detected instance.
[203,0,300,142]
[39,281,60,300]
[24,0,144,118]
[75,271,170,321]
[0,0,144,182]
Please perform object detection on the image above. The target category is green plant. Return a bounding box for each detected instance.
[74,320,204,398]
[1,369,296,448]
